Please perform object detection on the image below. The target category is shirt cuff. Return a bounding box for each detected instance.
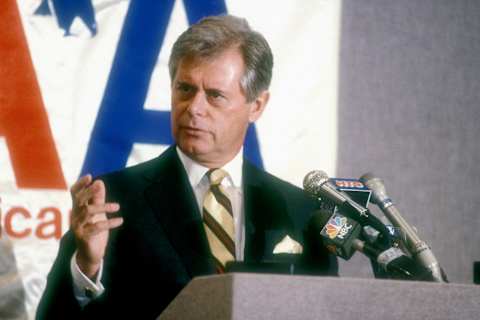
[70,251,105,307]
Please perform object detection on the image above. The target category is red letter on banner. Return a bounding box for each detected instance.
[0,0,66,189]
[5,207,32,238]
[36,207,62,239]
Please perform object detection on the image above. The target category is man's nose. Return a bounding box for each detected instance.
[187,92,208,116]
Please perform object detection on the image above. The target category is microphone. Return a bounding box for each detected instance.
[359,173,445,282]
[303,170,369,218]
[352,239,435,281]
[310,209,362,260]
[310,209,435,281]
[303,170,392,247]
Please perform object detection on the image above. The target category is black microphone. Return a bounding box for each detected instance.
[352,239,436,281]
[359,173,445,282]
[303,170,393,247]
[309,209,362,260]
[310,209,434,281]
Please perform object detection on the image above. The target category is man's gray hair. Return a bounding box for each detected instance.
[169,15,273,102]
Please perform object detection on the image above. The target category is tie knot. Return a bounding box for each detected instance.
[207,168,229,186]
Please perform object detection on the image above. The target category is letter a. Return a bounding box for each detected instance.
[0,0,66,189]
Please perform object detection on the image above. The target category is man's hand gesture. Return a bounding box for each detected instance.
[70,175,123,279]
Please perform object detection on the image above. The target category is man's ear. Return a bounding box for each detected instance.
[248,90,270,123]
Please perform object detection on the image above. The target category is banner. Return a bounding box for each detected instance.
[1,0,340,317]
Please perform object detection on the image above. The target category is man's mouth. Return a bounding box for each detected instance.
[182,126,207,135]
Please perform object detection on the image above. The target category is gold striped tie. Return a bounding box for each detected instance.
[203,168,235,272]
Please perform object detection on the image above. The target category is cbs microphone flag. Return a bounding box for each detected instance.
[1,0,340,317]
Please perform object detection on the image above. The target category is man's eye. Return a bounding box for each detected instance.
[176,84,192,93]
[208,91,224,99]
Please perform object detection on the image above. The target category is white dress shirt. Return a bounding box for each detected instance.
[176,146,245,260]
[71,147,245,306]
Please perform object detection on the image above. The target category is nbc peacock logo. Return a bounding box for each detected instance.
[325,216,348,239]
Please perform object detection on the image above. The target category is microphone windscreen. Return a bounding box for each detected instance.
[303,170,328,195]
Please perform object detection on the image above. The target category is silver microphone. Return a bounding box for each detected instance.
[359,172,445,282]
[303,170,369,218]
[303,170,396,243]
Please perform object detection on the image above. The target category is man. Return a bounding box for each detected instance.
[37,15,338,319]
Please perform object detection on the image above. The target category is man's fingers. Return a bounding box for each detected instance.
[107,217,124,229]
[74,180,104,208]
[83,217,124,237]
[73,203,120,225]
[70,174,92,196]
[91,180,106,205]
[88,202,120,214]
[72,179,98,208]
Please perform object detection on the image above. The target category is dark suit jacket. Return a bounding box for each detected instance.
[36,146,338,319]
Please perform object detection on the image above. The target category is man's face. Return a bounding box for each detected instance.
[171,48,268,167]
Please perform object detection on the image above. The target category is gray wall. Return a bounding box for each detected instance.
[337,0,480,284]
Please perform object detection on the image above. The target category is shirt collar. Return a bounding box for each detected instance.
[176,146,243,188]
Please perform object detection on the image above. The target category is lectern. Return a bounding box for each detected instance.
[158,273,480,320]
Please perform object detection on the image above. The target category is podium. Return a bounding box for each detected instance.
[158,273,480,320]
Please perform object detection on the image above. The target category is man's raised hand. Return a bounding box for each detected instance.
[70,175,123,279]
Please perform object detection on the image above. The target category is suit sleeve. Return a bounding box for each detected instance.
[36,231,83,320]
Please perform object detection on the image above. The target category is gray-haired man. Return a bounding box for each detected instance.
[37,15,337,319]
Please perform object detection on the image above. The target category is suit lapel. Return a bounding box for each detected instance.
[141,149,298,274]
[243,161,295,262]
[143,147,216,278]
